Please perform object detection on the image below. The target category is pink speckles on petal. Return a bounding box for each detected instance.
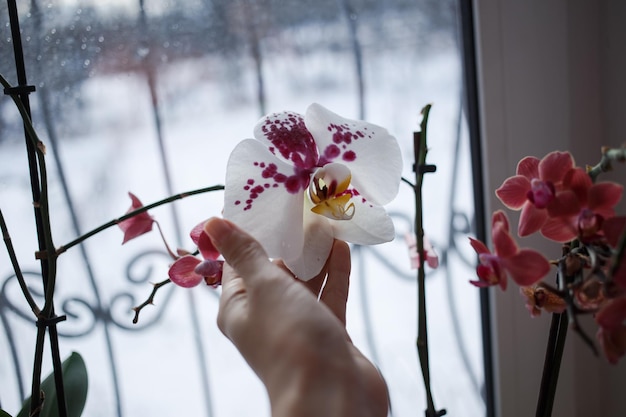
[254,111,319,169]
[328,123,369,145]
[343,150,356,162]
[319,144,341,165]
[241,161,311,211]
[304,104,402,207]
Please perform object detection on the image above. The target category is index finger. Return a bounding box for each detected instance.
[203,217,271,288]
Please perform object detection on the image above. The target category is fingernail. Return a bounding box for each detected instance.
[203,217,234,247]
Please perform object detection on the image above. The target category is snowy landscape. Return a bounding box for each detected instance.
[0,2,485,416]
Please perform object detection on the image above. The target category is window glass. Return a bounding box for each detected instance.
[0,1,485,415]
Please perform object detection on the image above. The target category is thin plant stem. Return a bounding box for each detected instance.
[3,23,63,413]
[535,311,568,417]
[57,185,224,255]
[413,104,445,417]
[132,278,172,324]
[587,146,626,181]
[0,209,41,316]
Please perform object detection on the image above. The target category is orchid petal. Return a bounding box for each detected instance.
[596,299,626,364]
[603,216,626,247]
[546,190,581,217]
[492,214,518,258]
[197,228,220,260]
[408,234,440,269]
[305,103,402,205]
[492,210,511,232]
[284,209,334,280]
[495,175,531,209]
[190,220,208,245]
[194,259,222,278]
[596,297,626,329]
[330,197,395,245]
[516,156,540,179]
[469,237,491,255]
[118,192,154,244]
[469,279,493,288]
[168,255,203,288]
[502,249,551,286]
[311,194,355,220]
[563,168,592,202]
[223,139,305,261]
[538,151,575,183]
[518,202,548,237]
[308,163,352,205]
[253,110,318,169]
[597,326,626,364]
[588,182,623,211]
[541,217,577,242]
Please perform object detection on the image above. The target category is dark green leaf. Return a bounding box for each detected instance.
[0,409,14,417]
[17,352,88,417]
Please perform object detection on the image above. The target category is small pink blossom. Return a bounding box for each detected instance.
[405,232,439,269]
[469,210,551,290]
[596,297,626,364]
[118,192,155,244]
[496,151,575,237]
[168,221,223,288]
[541,168,623,242]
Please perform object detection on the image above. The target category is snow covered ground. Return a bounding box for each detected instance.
[0,10,485,417]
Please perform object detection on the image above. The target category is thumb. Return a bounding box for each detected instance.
[203,217,270,286]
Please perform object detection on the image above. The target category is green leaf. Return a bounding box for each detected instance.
[1,409,14,417]
[17,352,88,417]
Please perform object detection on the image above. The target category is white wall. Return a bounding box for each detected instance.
[473,0,626,416]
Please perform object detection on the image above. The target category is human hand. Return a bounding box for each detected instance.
[204,217,389,417]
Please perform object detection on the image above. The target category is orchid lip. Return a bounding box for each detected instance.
[308,164,355,221]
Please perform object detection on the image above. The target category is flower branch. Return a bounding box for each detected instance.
[587,145,626,181]
[470,146,626,415]
[3,69,65,416]
[0,209,41,316]
[131,278,172,324]
[412,104,446,417]
[56,185,224,255]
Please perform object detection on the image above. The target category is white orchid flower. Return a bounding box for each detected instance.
[223,103,402,280]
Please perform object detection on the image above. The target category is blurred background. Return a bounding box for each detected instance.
[0,1,485,415]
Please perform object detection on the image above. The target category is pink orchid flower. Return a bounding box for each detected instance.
[596,297,626,364]
[541,167,623,242]
[118,192,155,244]
[168,221,223,288]
[223,103,402,280]
[495,151,575,237]
[405,232,439,269]
[469,210,551,290]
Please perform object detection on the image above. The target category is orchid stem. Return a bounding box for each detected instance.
[587,146,626,182]
[57,185,224,255]
[413,104,445,417]
[132,278,171,324]
[154,221,178,260]
[0,209,41,316]
[402,176,416,188]
[3,22,63,413]
[536,310,568,417]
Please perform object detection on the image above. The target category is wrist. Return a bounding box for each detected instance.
[265,341,369,417]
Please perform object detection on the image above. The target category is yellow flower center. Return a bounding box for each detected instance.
[308,164,355,221]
